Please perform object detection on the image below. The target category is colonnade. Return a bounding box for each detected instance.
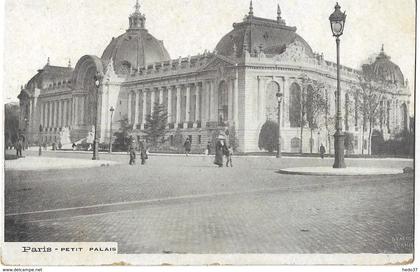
[126,79,238,129]
[40,98,72,129]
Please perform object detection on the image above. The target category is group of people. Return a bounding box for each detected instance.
[214,137,233,168]
[128,140,148,166]
[182,136,233,168]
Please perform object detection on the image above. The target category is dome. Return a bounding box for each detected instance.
[365,45,405,85]
[101,1,170,74]
[215,5,313,58]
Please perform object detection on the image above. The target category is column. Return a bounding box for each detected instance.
[283,78,290,128]
[28,98,33,132]
[228,79,233,121]
[58,100,62,128]
[150,89,155,114]
[185,85,190,122]
[167,87,172,123]
[234,72,239,126]
[74,97,78,125]
[127,92,132,124]
[49,101,53,128]
[257,76,261,120]
[209,81,214,121]
[63,100,67,126]
[159,88,164,104]
[134,90,140,126]
[142,90,147,125]
[176,85,181,124]
[195,83,200,121]
[43,103,48,128]
[206,82,211,121]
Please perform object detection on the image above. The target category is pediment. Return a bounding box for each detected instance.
[198,54,237,72]
[274,40,315,64]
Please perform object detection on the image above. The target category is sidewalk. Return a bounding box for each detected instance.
[5,156,119,171]
[278,166,404,176]
[26,148,414,162]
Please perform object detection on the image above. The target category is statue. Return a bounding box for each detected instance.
[59,127,71,145]
[86,125,95,150]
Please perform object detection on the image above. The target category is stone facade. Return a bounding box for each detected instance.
[18,1,411,154]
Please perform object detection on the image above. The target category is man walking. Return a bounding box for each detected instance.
[184,138,191,156]
[319,143,326,159]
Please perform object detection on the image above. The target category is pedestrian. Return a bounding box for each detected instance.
[72,142,76,151]
[129,145,136,165]
[214,136,225,167]
[16,139,23,158]
[319,143,326,159]
[184,138,191,156]
[206,141,211,155]
[140,145,148,165]
[225,145,233,167]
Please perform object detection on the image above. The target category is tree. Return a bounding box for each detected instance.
[113,116,133,151]
[258,120,278,152]
[227,125,239,152]
[5,103,20,147]
[173,128,184,152]
[306,81,328,153]
[357,73,385,155]
[143,102,168,147]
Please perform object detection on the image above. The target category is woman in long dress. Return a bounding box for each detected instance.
[214,139,225,167]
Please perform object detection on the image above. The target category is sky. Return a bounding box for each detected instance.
[2,0,416,113]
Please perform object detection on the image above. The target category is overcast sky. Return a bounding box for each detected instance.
[3,0,415,113]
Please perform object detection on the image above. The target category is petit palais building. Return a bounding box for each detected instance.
[18,1,411,154]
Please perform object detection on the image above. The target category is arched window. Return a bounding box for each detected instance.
[401,103,408,130]
[354,91,359,129]
[306,85,314,128]
[289,83,301,128]
[218,81,228,124]
[345,93,349,131]
[265,81,280,121]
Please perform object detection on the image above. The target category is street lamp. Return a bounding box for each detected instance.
[329,2,346,168]
[92,72,102,160]
[276,90,283,158]
[109,106,115,153]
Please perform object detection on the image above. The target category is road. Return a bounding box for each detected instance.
[5,150,414,254]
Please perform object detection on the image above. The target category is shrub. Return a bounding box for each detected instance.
[258,121,278,152]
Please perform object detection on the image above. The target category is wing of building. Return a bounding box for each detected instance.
[18,1,411,154]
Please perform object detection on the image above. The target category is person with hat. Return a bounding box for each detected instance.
[214,134,226,167]
[184,138,191,156]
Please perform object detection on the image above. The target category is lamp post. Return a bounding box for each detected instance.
[329,2,346,168]
[109,106,115,153]
[92,72,102,160]
[276,91,283,158]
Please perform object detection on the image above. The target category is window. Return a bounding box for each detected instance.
[289,83,301,128]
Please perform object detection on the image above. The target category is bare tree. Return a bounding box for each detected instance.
[299,74,328,154]
[357,76,384,155]
[306,81,328,153]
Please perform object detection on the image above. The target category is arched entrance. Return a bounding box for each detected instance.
[265,81,280,121]
[289,83,301,128]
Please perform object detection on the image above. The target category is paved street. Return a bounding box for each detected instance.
[5,150,414,254]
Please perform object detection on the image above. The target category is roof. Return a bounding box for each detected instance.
[215,13,313,58]
[363,46,405,85]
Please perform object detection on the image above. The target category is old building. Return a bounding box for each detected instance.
[18,1,411,154]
